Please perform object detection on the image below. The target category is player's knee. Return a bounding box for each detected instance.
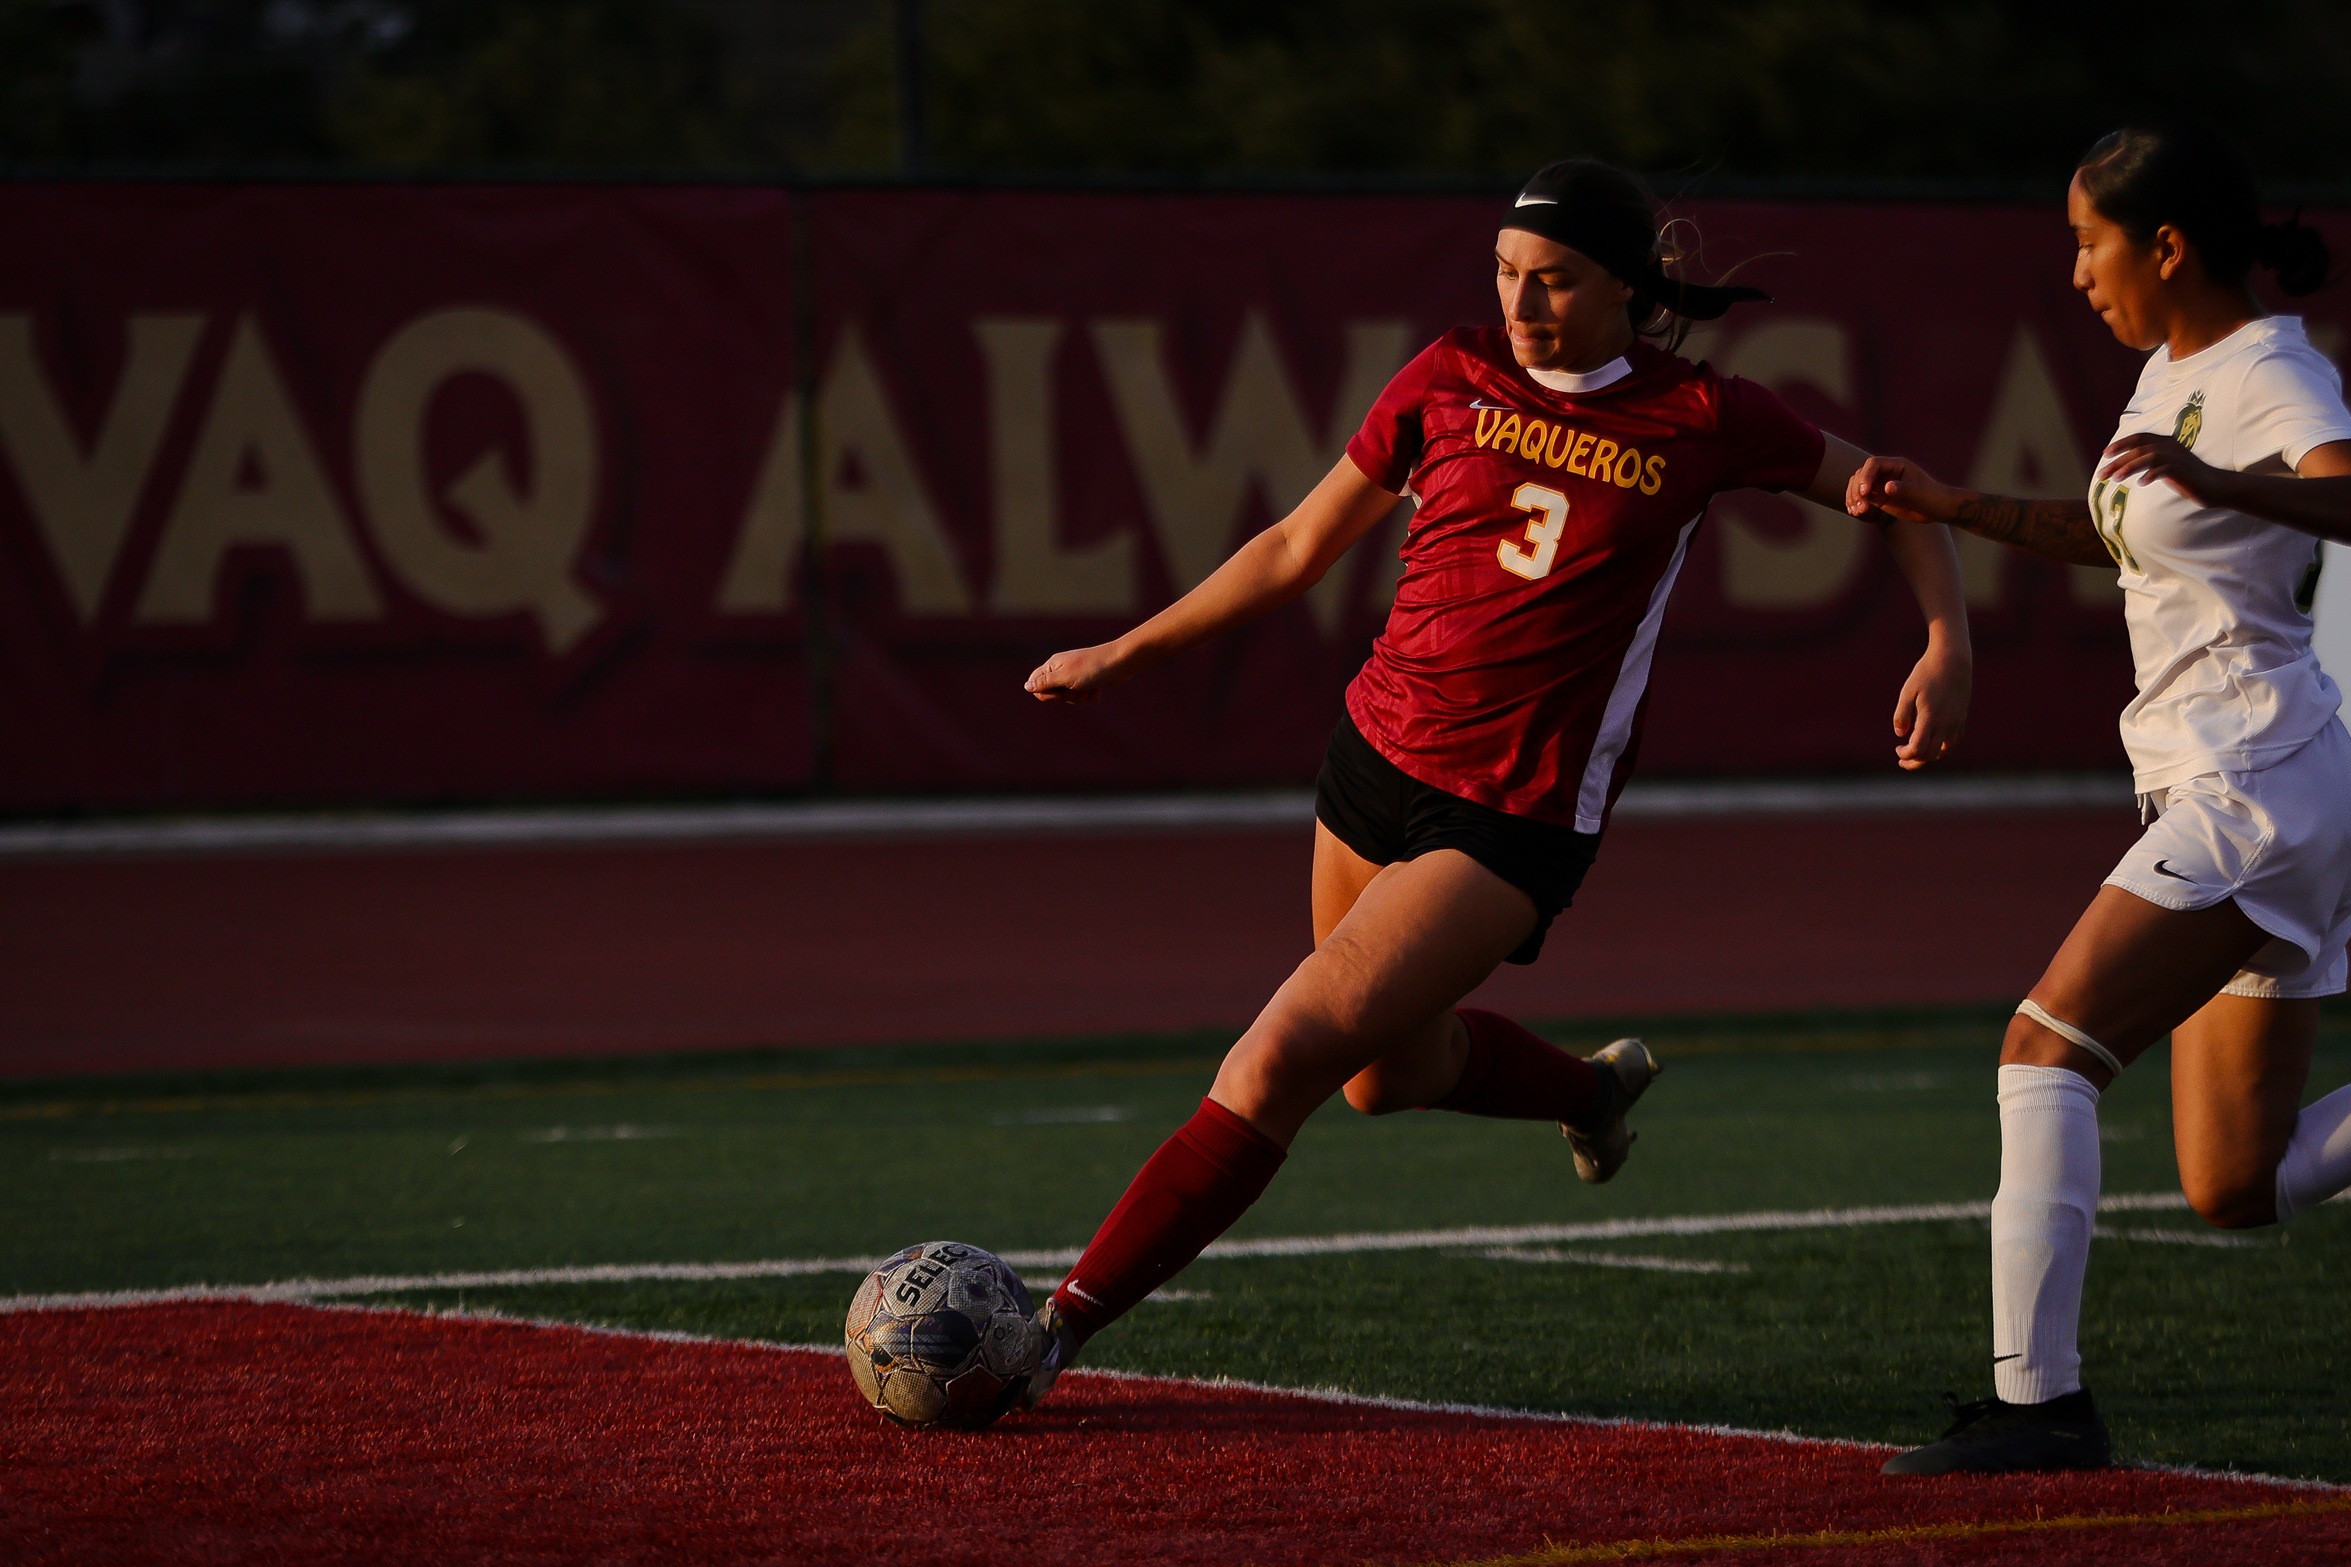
[1340,1068,1413,1117]
[2001,1001,2118,1082]
[2000,1009,2071,1066]
[1222,1025,1313,1093]
[2181,1170,2277,1230]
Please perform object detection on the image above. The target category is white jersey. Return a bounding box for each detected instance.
[2092,316,2351,789]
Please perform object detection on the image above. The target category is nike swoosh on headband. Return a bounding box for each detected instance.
[1513,194,1558,206]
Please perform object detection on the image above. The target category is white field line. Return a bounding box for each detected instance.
[0,775,2131,859]
[268,1300,2351,1492]
[1189,1190,2188,1261]
[2094,1224,2275,1249]
[1481,1246,1749,1275]
[312,1301,1908,1455]
[1065,1361,2351,1492]
[0,1191,2189,1315]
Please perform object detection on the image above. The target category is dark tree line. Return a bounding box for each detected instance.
[4,0,2346,191]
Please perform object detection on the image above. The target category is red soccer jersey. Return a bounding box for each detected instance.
[1344,327,1825,831]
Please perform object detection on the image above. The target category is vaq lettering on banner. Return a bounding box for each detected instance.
[1,183,2344,814]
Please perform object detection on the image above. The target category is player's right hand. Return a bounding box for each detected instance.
[1025,643,1123,703]
[1848,455,1960,525]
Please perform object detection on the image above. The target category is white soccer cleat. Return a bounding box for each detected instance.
[1563,1038,1660,1185]
[1016,1298,1080,1411]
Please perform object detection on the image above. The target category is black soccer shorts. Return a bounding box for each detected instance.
[1312,712,1600,965]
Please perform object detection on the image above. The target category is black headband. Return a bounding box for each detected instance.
[1503,186,1769,323]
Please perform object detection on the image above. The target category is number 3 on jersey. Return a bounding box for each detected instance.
[2089,478,2139,572]
[1497,483,1569,580]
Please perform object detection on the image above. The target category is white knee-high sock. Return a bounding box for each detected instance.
[2276,1082,2351,1222]
[1991,1064,2102,1405]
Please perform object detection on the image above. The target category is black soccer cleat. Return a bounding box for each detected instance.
[1880,1388,2113,1475]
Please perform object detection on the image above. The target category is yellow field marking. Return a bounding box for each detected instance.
[1421,1496,2351,1566]
[0,1054,1221,1122]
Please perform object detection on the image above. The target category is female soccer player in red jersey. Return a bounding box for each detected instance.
[1854,124,2351,1476]
[1016,159,1973,1404]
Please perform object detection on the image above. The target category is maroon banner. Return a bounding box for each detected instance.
[2,183,2345,812]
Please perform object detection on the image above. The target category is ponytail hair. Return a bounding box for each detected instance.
[2077,123,2331,298]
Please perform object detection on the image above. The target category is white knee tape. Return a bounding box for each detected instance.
[2015,1000,2125,1077]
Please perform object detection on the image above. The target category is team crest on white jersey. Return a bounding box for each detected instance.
[2172,391,2206,451]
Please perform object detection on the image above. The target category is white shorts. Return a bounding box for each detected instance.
[2108,720,2351,999]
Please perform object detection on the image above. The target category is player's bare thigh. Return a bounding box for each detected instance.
[1311,820,1385,946]
[2169,993,2315,1228]
[1308,823,1469,1116]
[2002,885,2273,1084]
[1210,846,1537,1145]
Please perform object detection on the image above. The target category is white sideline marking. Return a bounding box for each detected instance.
[328,1302,1913,1455]
[2095,1225,2275,1249]
[0,775,2131,859]
[272,1301,2351,1492]
[0,1192,2189,1315]
[1481,1246,1748,1275]
[1187,1190,2187,1262]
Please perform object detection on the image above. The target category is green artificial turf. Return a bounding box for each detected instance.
[6,1008,2347,1481]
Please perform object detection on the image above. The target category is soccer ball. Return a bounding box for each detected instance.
[844,1240,1042,1429]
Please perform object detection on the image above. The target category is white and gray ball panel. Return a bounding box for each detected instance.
[842,1239,1044,1430]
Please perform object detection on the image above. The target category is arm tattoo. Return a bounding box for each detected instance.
[1951,494,2111,567]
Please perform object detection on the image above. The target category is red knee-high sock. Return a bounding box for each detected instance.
[1430,1008,1603,1125]
[1051,1097,1285,1346]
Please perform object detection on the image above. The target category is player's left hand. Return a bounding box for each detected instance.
[2098,433,2240,506]
[1024,642,1126,702]
[1893,641,1969,770]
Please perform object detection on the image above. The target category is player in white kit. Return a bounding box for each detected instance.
[1850,122,2351,1473]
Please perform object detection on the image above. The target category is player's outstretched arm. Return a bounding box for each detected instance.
[1846,454,2110,568]
[1025,456,1399,703]
[1811,436,1971,769]
[2100,435,2351,541]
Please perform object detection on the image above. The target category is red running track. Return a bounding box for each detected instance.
[0,810,2143,1077]
[1,1302,2342,1566]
